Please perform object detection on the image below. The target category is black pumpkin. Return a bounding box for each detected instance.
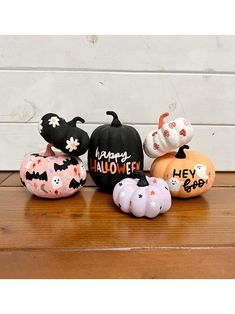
[88,111,144,192]
[39,113,89,157]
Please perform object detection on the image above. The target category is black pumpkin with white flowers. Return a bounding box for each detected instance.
[88,111,144,193]
[39,113,89,157]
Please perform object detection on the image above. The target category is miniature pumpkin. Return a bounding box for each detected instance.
[88,111,144,193]
[113,170,171,218]
[39,113,89,157]
[143,112,193,158]
[150,145,215,198]
[20,144,87,199]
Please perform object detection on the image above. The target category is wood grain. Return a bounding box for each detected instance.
[0,71,234,124]
[214,172,235,187]
[0,172,12,184]
[1,36,235,72]
[1,124,234,171]
[0,186,235,249]
[0,248,234,279]
[0,172,235,278]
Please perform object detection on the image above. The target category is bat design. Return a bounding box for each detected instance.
[26,171,48,181]
[80,179,86,186]
[69,178,81,189]
[54,157,78,172]
[69,178,86,189]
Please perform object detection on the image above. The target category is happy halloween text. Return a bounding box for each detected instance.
[90,147,141,174]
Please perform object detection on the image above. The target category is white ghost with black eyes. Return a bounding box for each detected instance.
[194,164,208,180]
[52,176,62,189]
[168,177,182,192]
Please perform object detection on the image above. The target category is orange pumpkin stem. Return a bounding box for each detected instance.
[158,112,169,129]
[44,143,55,157]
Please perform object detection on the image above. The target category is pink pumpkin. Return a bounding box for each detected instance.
[113,170,172,218]
[20,144,87,199]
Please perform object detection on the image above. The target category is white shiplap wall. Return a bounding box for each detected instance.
[0,35,234,171]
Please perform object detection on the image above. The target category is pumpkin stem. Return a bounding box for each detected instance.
[106,111,122,127]
[67,116,85,127]
[175,145,189,159]
[44,144,55,157]
[133,170,149,187]
[158,112,169,129]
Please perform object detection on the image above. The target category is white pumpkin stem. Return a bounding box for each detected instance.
[44,143,55,157]
[158,112,169,129]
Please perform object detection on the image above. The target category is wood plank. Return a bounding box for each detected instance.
[1,36,235,72]
[0,123,234,171]
[0,186,235,249]
[214,172,235,187]
[0,71,235,124]
[0,248,234,279]
[2,172,234,187]
[0,172,12,184]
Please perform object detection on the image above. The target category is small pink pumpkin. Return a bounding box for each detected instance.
[20,144,87,199]
[113,170,172,218]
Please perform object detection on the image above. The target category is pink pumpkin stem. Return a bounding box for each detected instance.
[158,112,169,129]
[43,143,55,157]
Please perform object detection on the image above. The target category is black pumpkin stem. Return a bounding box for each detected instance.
[133,170,149,187]
[175,145,189,159]
[106,111,122,127]
[67,116,85,127]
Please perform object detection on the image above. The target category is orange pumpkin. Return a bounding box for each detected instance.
[150,145,215,198]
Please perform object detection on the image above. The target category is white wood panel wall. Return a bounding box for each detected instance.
[0,35,234,171]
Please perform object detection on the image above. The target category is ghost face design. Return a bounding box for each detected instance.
[194,164,208,180]
[52,176,62,189]
[168,177,182,192]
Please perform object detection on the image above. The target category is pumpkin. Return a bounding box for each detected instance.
[150,145,215,198]
[143,112,193,158]
[88,111,144,193]
[39,113,89,157]
[113,170,171,218]
[20,144,87,199]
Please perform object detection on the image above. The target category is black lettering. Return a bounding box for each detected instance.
[189,169,196,178]
[182,169,189,178]
[183,178,207,193]
[173,169,182,178]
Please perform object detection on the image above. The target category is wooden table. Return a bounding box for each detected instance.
[0,172,234,279]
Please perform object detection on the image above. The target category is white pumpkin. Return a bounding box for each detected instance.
[143,112,193,158]
[113,170,172,218]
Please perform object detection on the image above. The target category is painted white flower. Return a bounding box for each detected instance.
[48,116,60,128]
[38,119,43,134]
[66,137,80,152]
